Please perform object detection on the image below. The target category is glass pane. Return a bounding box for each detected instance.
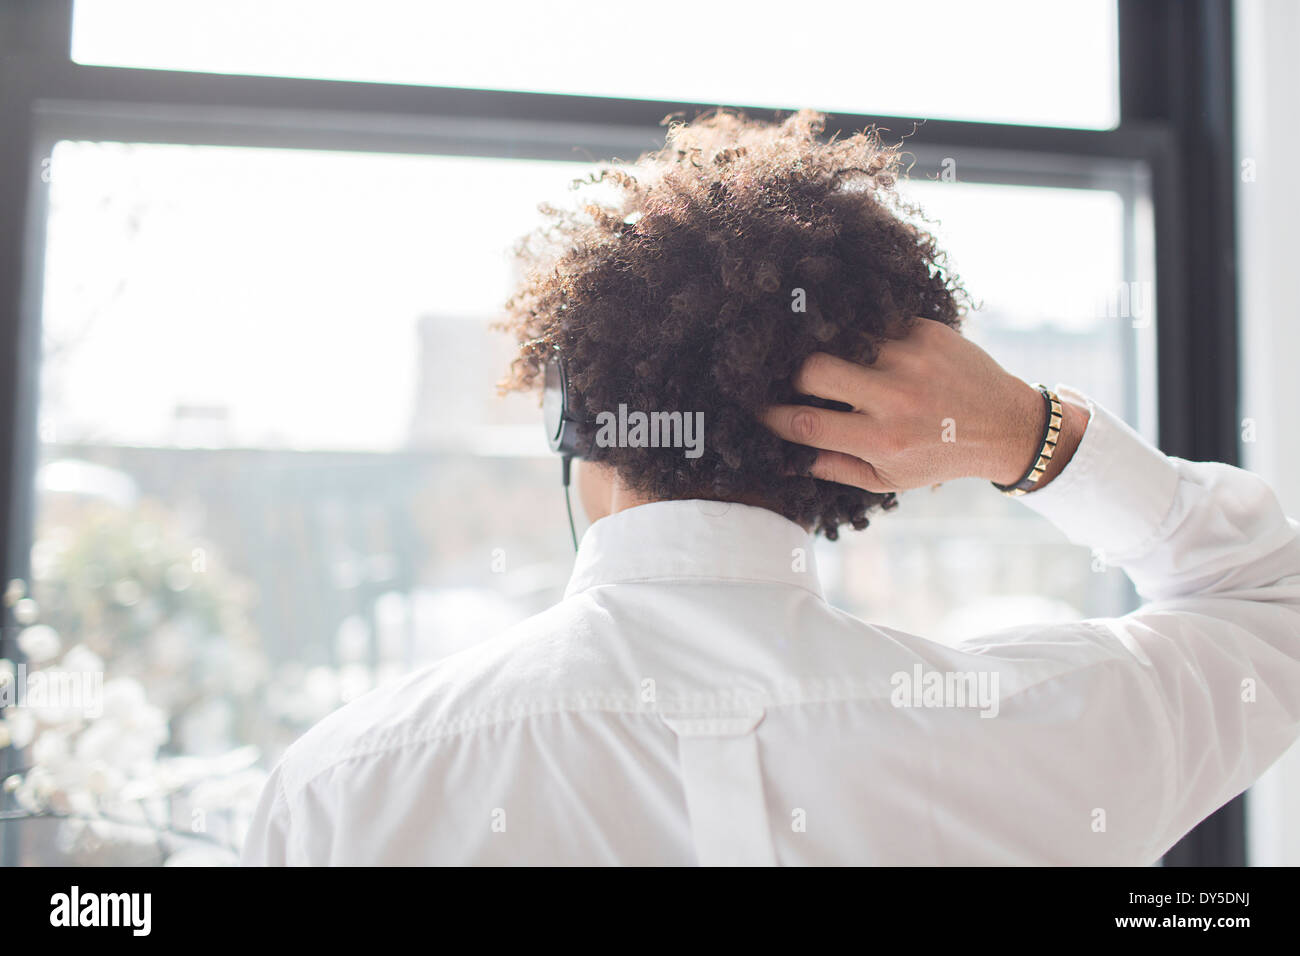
[20,143,588,864]
[72,0,1119,130]
[14,141,1151,864]
[822,178,1155,641]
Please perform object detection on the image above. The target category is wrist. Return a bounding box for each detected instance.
[982,379,1049,485]
[1027,398,1087,492]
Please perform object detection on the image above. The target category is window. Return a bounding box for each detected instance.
[0,0,1244,865]
[828,178,1154,640]
[72,0,1120,129]
[17,140,1155,863]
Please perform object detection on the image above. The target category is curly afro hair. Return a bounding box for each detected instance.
[500,108,970,539]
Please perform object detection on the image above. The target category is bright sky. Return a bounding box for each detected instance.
[71,0,1119,129]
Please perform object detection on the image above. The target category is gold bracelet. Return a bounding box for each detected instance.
[991,385,1062,497]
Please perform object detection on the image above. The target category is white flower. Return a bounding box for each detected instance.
[189,767,267,810]
[85,761,125,797]
[75,716,165,773]
[2,709,36,749]
[83,678,169,762]
[17,625,61,663]
[31,726,73,769]
[55,788,105,847]
[61,644,105,674]
[64,788,99,816]
[14,766,56,812]
[98,677,148,719]
[116,776,168,802]
[12,598,39,626]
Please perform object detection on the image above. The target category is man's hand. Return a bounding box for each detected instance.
[761,319,1087,494]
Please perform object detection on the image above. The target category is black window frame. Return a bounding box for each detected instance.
[0,0,1241,866]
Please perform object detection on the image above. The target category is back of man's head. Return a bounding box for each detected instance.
[501,108,969,538]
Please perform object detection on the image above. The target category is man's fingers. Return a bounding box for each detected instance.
[806,451,893,494]
[761,399,897,492]
[761,404,873,458]
[792,352,881,410]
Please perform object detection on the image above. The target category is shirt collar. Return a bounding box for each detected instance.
[564,499,824,600]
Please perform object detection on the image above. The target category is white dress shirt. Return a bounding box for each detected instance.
[242,388,1300,865]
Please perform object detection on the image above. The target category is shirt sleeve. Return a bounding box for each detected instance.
[971,385,1300,860]
[240,763,294,866]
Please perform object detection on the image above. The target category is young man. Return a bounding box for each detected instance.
[243,111,1300,865]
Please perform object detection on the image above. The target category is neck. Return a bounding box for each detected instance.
[576,460,810,530]
[608,482,809,532]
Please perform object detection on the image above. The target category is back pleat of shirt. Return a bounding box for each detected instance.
[662,711,777,866]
